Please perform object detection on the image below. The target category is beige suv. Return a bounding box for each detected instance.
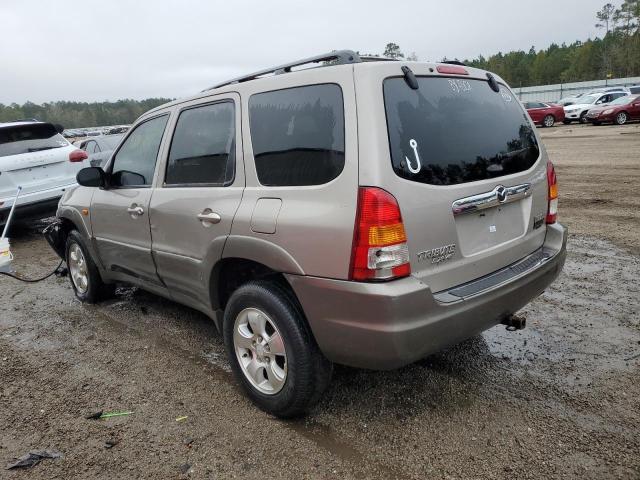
[45,51,567,417]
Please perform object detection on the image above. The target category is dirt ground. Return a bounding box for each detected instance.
[1,123,639,479]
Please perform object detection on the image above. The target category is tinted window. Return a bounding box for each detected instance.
[0,123,68,158]
[111,115,168,187]
[249,84,345,186]
[166,102,235,185]
[384,77,539,186]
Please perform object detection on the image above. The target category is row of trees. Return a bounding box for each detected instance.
[383,1,640,88]
[0,98,171,129]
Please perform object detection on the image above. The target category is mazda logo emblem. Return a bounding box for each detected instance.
[496,186,507,202]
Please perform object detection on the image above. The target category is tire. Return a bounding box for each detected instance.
[562,119,572,125]
[543,114,555,127]
[223,280,332,418]
[615,112,628,125]
[65,230,113,303]
[579,112,588,124]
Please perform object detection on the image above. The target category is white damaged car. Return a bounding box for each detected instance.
[1,120,89,227]
[563,91,628,124]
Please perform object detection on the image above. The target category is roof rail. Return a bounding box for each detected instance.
[205,50,362,91]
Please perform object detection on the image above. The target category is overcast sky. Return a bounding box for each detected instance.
[0,0,616,104]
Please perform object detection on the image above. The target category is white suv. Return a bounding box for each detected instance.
[0,120,89,226]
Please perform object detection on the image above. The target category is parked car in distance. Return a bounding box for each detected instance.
[0,120,89,227]
[45,51,567,417]
[78,134,124,167]
[524,101,565,127]
[586,94,640,125]
[563,91,629,123]
[557,94,584,106]
[628,85,640,94]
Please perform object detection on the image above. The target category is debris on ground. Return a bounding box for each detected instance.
[176,416,188,422]
[104,439,119,449]
[179,463,191,474]
[86,410,133,420]
[6,450,62,470]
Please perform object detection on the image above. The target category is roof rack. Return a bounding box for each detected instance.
[205,50,363,91]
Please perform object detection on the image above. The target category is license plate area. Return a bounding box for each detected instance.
[455,200,528,256]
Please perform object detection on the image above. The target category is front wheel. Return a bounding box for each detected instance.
[579,112,588,124]
[543,114,555,127]
[65,230,113,303]
[615,112,628,125]
[223,281,332,418]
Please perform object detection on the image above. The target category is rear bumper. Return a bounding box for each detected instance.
[0,197,61,226]
[287,223,567,370]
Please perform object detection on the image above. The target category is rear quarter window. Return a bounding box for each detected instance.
[249,84,345,186]
[383,77,539,186]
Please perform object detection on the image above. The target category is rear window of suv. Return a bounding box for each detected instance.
[249,84,345,186]
[383,77,539,186]
[0,123,68,158]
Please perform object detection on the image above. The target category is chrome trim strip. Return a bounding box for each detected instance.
[452,183,531,216]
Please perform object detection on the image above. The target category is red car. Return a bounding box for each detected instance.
[523,101,565,127]
[586,94,640,125]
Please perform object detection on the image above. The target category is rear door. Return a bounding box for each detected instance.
[90,114,170,287]
[149,94,243,308]
[355,63,549,292]
[0,123,83,200]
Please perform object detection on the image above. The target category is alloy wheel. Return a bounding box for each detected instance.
[68,243,89,294]
[543,115,555,127]
[616,112,627,125]
[233,307,287,395]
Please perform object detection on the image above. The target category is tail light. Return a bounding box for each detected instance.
[69,149,88,162]
[349,187,411,281]
[546,162,558,224]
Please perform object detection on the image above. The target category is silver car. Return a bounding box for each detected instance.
[45,51,567,417]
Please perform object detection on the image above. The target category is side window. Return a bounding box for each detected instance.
[111,115,168,187]
[82,141,94,152]
[165,102,235,185]
[523,102,531,109]
[93,142,101,153]
[249,84,345,186]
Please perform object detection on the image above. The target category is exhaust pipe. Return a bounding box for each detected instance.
[501,314,526,331]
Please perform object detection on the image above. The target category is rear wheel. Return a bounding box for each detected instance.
[223,280,332,418]
[65,230,113,303]
[543,114,555,127]
[615,112,628,125]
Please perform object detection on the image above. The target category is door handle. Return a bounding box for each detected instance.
[197,209,221,225]
[127,205,144,216]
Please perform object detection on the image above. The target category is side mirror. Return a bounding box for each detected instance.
[77,167,106,188]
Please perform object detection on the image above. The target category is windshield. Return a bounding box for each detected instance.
[609,96,633,105]
[0,123,68,158]
[102,134,123,149]
[577,94,599,105]
[383,76,539,186]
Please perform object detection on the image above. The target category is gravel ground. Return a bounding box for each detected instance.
[1,123,639,479]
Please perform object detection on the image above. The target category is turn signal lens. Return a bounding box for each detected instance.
[546,162,558,224]
[350,187,411,281]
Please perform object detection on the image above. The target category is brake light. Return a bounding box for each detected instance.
[546,162,558,224]
[436,65,469,75]
[69,149,88,162]
[350,187,411,281]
